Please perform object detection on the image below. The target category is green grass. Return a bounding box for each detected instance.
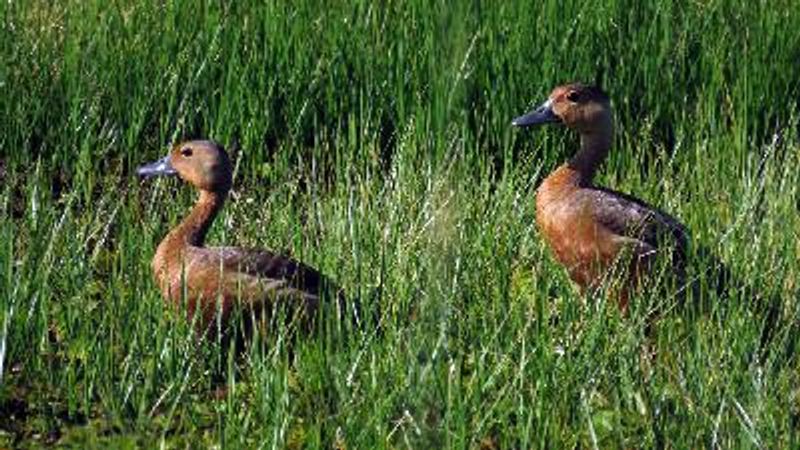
[2,0,799,447]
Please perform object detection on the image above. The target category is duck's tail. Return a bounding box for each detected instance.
[690,246,788,361]
[331,282,384,337]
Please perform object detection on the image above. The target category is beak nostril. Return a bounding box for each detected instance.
[511,100,560,128]
[137,155,177,178]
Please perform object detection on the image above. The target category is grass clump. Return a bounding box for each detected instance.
[1,0,799,447]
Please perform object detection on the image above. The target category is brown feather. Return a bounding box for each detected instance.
[527,85,687,310]
[143,140,343,337]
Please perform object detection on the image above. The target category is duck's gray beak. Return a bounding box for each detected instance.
[512,99,561,127]
[137,155,177,178]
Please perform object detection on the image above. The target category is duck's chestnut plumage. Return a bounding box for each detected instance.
[514,83,689,309]
[139,140,347,334]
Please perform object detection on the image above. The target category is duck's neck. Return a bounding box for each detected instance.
[567,128,613,185]
[168,190,227,247]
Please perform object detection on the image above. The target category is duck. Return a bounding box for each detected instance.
[137,140,349,336]
[512,83,689,310]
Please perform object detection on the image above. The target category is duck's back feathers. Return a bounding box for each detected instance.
[156,246,341,331]
[581,187,689,261]
[218,247,329,293]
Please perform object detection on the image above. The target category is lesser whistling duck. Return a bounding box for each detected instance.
[513,83,689,310]
[138,140,346,334]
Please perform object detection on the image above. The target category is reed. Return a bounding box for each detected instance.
[1,0,798,447]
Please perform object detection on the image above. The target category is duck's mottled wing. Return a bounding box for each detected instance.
[211,246,366,324]
[580,187,689,260]
[218,248,327,294]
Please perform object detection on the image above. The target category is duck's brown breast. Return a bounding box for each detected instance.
[535,165,631,291]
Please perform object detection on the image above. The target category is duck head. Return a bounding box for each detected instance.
[138,140,232,193]
[512,83,612,135]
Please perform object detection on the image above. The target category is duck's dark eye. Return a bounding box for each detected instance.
[181,147,193,157]
[566,91,580,102]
